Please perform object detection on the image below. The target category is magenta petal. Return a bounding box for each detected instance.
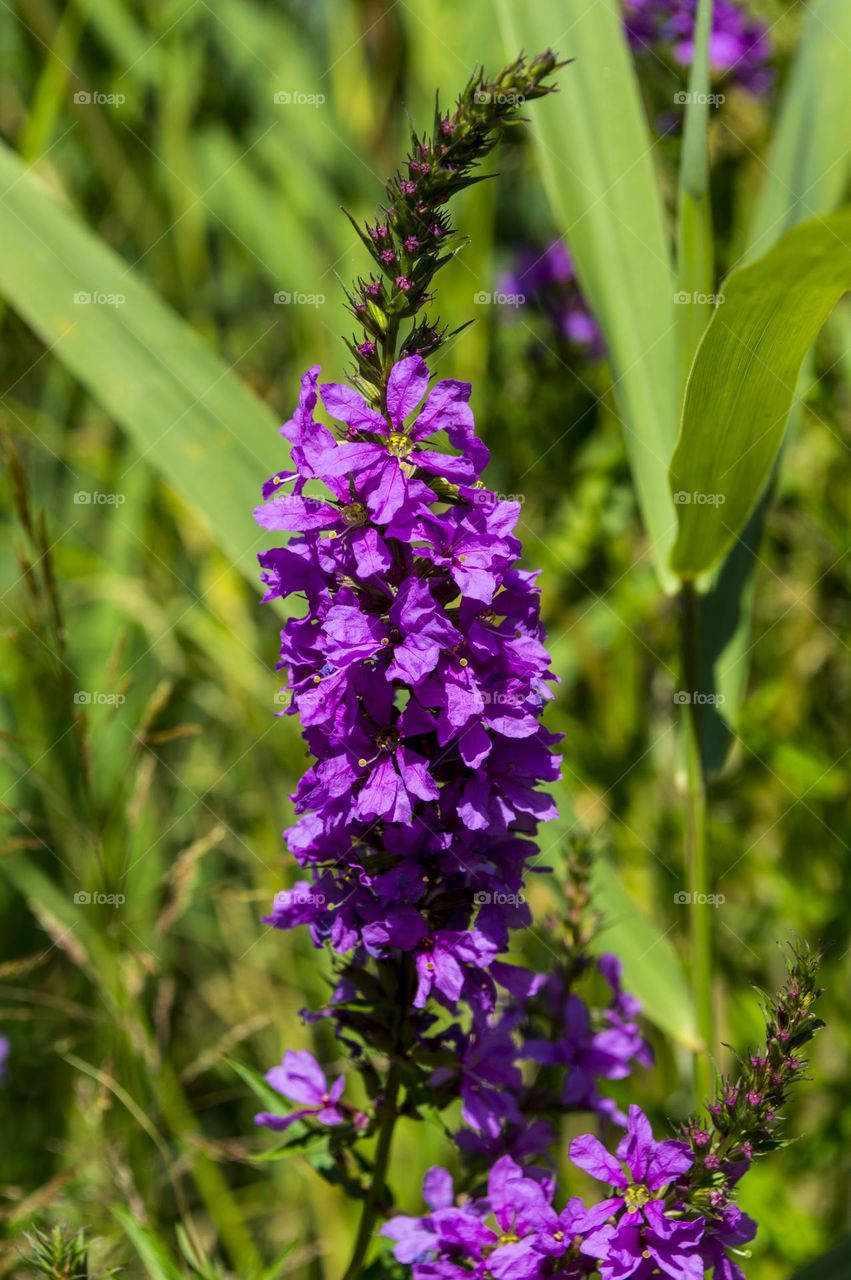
[266,1050,326,1105]
[254,496,339,531]
[319,381,386,432]
[254,1107,310,1131]
[386,354,429,425]
[423,1166,454,1211]
[647,1138,694,1189]
[568,1133,628,1188]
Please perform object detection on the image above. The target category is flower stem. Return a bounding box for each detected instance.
[341,1057,402,1280]
[681,581,714,1102]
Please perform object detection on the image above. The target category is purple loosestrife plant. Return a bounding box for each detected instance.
[252,53,657,1280]
[384,946,823,1280]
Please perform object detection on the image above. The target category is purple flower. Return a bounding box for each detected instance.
[0,1035,9,1084]
[623,0,773,96]
[699,1204,757,1280]
[570,1104,694,1208]
[254,1049,346,1132]
[570,1106,702,1278]
[499,240,604,359]
[316,355,486,523]
[414,930,498,1008]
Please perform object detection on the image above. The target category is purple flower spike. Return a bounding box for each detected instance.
[254,1049,346,1132]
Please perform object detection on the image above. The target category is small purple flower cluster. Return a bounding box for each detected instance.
[498,241,605,361]
[383,947,823,1280]
[384,1105,742,1280]
[623,0,773,95]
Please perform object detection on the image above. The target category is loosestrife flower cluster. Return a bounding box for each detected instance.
[251,52,654,1216]
[623,0,773,96]
[384,946,823,1280]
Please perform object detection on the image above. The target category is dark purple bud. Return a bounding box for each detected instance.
[396,276,414,291]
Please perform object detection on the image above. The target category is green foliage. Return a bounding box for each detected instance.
[670,208,851,577]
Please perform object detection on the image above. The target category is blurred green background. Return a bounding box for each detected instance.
[1,1,849,1277]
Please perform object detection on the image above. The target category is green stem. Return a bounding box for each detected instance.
[682,582,714,1102]
[341,1058,403,1280]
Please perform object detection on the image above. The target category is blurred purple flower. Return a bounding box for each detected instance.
[255,1049,346,1133]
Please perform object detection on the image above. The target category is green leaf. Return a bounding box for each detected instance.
[748,0,851,261]
[670,207,851,578]
[496,0,679,589]
[0,142,278,588]
[590,859,700,1050]
[791,1239,851,1280]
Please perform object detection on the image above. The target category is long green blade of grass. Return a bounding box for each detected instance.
[675,0,714,382]
[748,0,851,260]
[496,0,679,590]
[0,143,279,587]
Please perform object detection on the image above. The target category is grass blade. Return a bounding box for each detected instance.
[496,0,679,589]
